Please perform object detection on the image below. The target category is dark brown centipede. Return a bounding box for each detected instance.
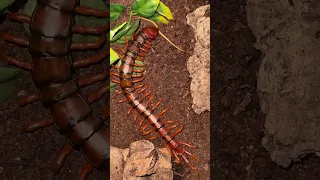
[0,0,110,179]
[111,26,200,175]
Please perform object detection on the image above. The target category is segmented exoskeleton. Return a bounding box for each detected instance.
[111,26,200,175]
[0,0,110,179]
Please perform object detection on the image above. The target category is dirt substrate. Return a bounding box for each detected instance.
[0,0,210,180]
[110,0,210,180]
[212,1,320,180]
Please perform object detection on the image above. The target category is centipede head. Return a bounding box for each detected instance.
[142,27,159,41]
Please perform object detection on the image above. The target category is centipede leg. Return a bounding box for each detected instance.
[73,47,109,68]
[75,6,109,17]
[102,105,110,121]
[140,108,169,133]
[111,79,120,84]
[133,76,145,83]
[118,47,125,54]
[113,65,145,74]
[127,91,152,115]
[115,84,145,97]
[146,135,159,141]
[72,24,109,35]
[78,162,93,180]
[0,41,32,70]
[110,71,119,77]
[140,120,177,136]
[71,33,106,50]
[78,72,109,87]
[88,85,110,104]
[0,32,29,47]
[7,13,31,23]
[22,118,52,132]
[17,73,109,106]
[118,84,151,104]
[18,93,40,106]
[53,143,73,174]
[135,93,157,126]
[138,97,163,128]
[142,120,179,138]
[166,144,173,157]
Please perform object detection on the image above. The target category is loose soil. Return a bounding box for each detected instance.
[0,1,210,180]
[110,0,210,180]
[212,1,320,180]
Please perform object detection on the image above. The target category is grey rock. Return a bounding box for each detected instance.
[246,0,320,167]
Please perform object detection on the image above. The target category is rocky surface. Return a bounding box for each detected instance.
[110,140,173,180]
[186,5,210,114]
[246,0,320,167]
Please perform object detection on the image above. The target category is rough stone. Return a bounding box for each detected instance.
[123,140,159,178]
[246,0,320,167]
[110,140,173,180]
[110,146,124,180]
[186,5,210,114]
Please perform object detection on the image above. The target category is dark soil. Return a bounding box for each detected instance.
[212,1,320,180]
[110,0,210,180]
[0,1,210,180]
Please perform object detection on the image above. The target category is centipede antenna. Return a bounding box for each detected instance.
[133,16,187,53]
[185,151,201,162]
[181,154,199,176]
[179,141,198,149]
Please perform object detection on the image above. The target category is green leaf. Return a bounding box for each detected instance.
[2,8,10,13]
[131,0,160,18]
[110,4,126,21]
[0,0,14,12]
[156,1,173,20]
[110,22,127,41]
[22,0,37,33]
[0,67,22,102]
[148,12,169,24]
[115,20,140,44]
[114,20,140,44]
[0,67,22,82]
[110,48,120,65]
[132,60,145,75]
[111,24,131,43]
[110,82,117,94]
[0,80,16,102]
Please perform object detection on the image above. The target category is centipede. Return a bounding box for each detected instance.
[0,0,110,179]
[111,26,200,176]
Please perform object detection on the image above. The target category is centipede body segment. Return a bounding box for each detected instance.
[0,0,110,179]
[111,26,200,175]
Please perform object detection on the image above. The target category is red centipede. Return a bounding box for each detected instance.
[0,0,110,179]
[111,26,200,175]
